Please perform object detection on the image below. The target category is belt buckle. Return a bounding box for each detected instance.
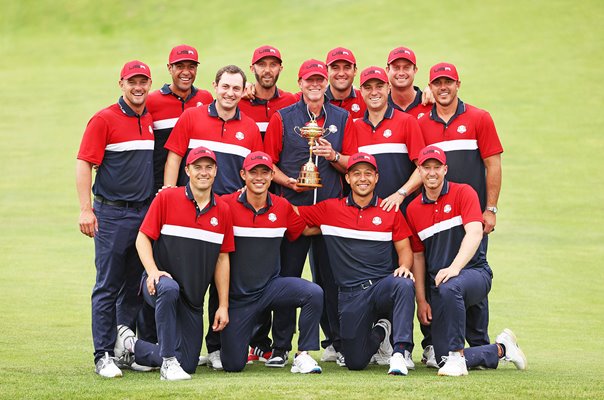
[361,279,373,290]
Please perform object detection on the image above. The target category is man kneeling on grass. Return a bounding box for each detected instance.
[113,147,234,381]
[219,151,323,374]
[405,145,527,376]
[296,152,416,376]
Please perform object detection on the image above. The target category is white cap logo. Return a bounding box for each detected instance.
[235,132,245,140]
[210,217,219,226]
[372,216,382,226]
[445,67,452,71]
[188,50,194,54]
[268,213,277,222]
[270,49,276,53]
[404,50,411,55]
[383,129,392,138]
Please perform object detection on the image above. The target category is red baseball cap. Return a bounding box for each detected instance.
[347,152,378,172]
[387,46,417,65]
[169,45,199,64]
[243,151,273,171]
[252,45,282,64]
[120,60,151,80]
[418,145,447,165]
[326,47,356,65]
[360,66,388,85]
[429,62,459,82]
[186,146,216,165]
[298,59,328,80]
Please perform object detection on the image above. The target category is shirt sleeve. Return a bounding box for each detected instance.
[77,113,109,165]
[220,202,236,253]
[392,209,412,241]
[341,117,358,155]
[405,205,425,252]
[458,184,484,225]
[263,112,284,163]
[139,192,165,240]
[476,110,503,159]
[405,116,426,162]
[284,200,307,241]
[164,108,193,156]
[297,201,327,228]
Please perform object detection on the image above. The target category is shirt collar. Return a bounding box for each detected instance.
[237,190,273,215]
[250,86,281,105]
[296,97,326,119]
[430,99,466,125]
[325,86,357,101]
[185,183,216,216]
[387,86,423,113]
[345,191,379,209]
[361,104,394,130]
[118,96,147,117]
[159,83,199,101]
[209,100,241,120]
[421,179,450,204]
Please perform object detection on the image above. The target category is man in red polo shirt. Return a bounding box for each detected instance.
[238,45,297,139]
[405,145,525,376]
[386,46,432,119]
[113,147,234,381]
[147,44,213,193]
[324,47,366,120]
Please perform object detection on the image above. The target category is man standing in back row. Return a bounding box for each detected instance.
[76,60,154,378]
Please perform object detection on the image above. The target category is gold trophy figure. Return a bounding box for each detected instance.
[294,118,328,188]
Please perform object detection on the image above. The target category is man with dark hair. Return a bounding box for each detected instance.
[164,64,263,370]
[76,60,154,378]
[324,47,366,120]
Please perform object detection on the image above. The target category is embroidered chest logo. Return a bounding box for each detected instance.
[383,129,392,138]
[328,125,338,133]
[268,213,277,222]
[196,102,203,107]
[443,204,452,213]
[351,103,360,112]
[210,217,219,226]
[457,125,467,134]
[235,131,245,140]
[417,113,425,119]
[372,216,382,226]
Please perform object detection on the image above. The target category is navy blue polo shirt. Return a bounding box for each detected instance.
[406,180,491,281]
[140,184,235,312]
[298,192,412,288]
[221,191,306,307]
[77,97,154,202]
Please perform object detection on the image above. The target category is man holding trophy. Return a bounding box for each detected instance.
[263,59,357,367]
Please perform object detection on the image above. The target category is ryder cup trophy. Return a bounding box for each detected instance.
[294,118,328,188]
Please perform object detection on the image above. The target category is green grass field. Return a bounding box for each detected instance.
[1,1,603,398]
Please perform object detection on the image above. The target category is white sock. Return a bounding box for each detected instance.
[125,336,136,353]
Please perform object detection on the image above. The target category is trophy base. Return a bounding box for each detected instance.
[297,171,322,188]
[296,181,323,188]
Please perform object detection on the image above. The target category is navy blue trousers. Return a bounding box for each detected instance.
[134,276,204,374]
[91,201,146,363]
[272,235,340,352]
[221,277,323,372]
[430,267,499,369]
[339,275,415,371]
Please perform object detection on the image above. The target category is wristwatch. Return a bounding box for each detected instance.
[329,151,341,163]
[397,188,408,197]
[486,206,498,214]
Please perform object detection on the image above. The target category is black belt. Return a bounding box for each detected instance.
[94,195,150,209]
[339,279,375,293]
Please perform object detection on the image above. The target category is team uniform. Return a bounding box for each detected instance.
[298,192,415,370]
[133,185,234,374]
[264,99,357,354]
[219,191,323,372]
[165,100,263,193]
[354,105,425,209]
[406,180,500,369]
[325,87,367,120]
[388,87,432,119]
[238,88,297,138]
[147,84,213,192]
[77,96,154,365]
